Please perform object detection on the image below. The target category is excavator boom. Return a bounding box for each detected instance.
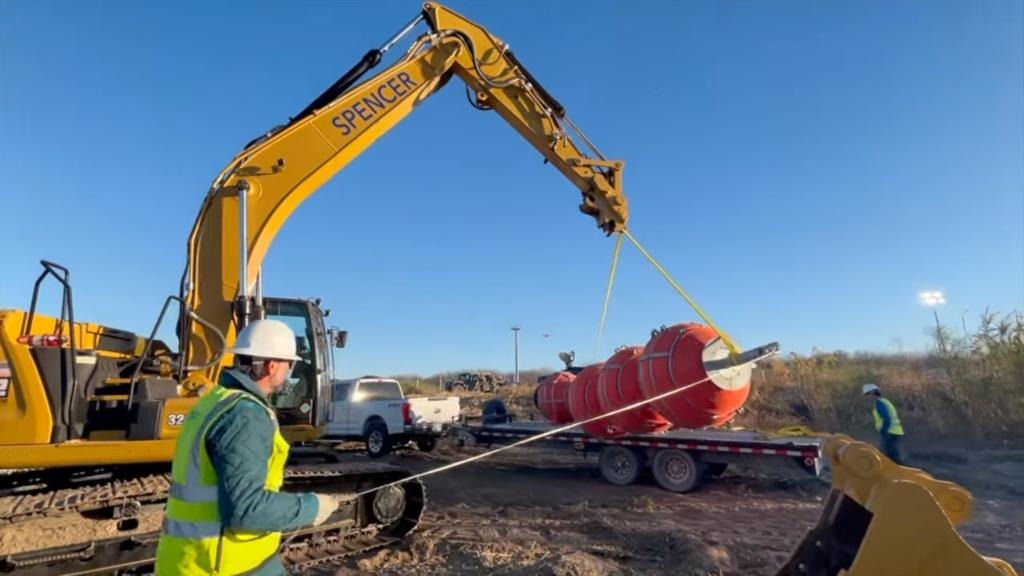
[181,2,629,385]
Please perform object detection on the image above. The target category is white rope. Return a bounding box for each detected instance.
[347,348,777,501]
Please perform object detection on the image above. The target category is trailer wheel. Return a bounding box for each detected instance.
[599,446,642,486]
[415,437,436,453]
[652,449,703,493]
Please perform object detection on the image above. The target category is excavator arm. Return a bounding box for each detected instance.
[180,2,628,383]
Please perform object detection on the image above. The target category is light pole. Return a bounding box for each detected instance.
[511,324,521,384]
[919,290,947,352]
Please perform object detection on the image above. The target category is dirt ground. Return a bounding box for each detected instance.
[0,440,1020,575]
[2,385,1020,573]
[318,439,1024,576]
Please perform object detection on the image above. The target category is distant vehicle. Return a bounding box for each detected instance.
[325,376,460,457]
[443,371,509,393]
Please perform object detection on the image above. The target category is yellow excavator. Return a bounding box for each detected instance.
[0,1,628,473]
[0,3,625,573]
[0,3,1015,575]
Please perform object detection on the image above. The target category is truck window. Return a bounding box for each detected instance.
[356,380,402,401]
[333,382,351,401]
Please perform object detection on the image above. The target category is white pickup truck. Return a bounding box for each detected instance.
[325,376,460,457]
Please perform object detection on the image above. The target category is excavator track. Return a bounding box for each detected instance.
[0,469,172,525]
[0,462,425,575]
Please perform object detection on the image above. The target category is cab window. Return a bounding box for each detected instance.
[333,382,352,401]
[355,380,402,401]
[264,300,316,411]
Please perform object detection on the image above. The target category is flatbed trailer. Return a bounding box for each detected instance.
[453,419,825,493]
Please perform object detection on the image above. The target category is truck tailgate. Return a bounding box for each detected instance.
[407,396,460,429]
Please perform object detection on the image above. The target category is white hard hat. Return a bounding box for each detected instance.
[230,319,302,361]
[862,383,880,395]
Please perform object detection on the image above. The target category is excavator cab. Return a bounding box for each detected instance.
[263,296,343,441]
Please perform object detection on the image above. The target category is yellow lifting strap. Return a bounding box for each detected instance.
[595,232,625,358]
[621,229,742,357]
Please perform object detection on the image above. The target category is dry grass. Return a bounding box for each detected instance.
[738,310,1024,445]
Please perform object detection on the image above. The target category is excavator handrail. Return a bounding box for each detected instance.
[22,260,79,426]
[128,295,226,406]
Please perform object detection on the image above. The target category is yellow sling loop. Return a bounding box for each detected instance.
[594,232,625,358]
[594,229,741,358]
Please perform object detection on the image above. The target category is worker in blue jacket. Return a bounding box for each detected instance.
[862,383,905,464]
[156,319,338,575]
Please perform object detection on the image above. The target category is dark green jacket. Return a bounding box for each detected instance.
[206,369,320,575]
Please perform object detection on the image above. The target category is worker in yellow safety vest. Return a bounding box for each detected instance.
[155,319,339,575]
[862,383,905,464]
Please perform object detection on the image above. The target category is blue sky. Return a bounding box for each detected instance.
[1,1,1021,377]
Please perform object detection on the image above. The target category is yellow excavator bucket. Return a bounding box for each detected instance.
[777,434,1017,576]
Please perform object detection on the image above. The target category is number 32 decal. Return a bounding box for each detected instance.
[167,413,186,426]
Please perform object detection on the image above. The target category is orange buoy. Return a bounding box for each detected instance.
[566,363,609,436]
[596,346,672,436]
[638,323,751,429]
[534,371,575,424]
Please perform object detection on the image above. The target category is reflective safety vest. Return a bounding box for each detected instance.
[155,383,290,575]
[872,397,905,436]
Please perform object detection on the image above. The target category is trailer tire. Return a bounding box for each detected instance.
[415,437,436,453]
[652,449,703,493]
[365,422,392,459]
[599,446,642,486]
[482,399,511,424]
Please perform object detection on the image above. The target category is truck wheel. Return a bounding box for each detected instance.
[365,423,392,458]
[415,437,436,453]
[599,446,642,486]
[451,382,467,392]
[652,449,703,493]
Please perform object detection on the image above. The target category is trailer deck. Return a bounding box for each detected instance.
[455,419,826,493]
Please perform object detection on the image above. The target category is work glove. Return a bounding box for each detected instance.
[312,493,339,526]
